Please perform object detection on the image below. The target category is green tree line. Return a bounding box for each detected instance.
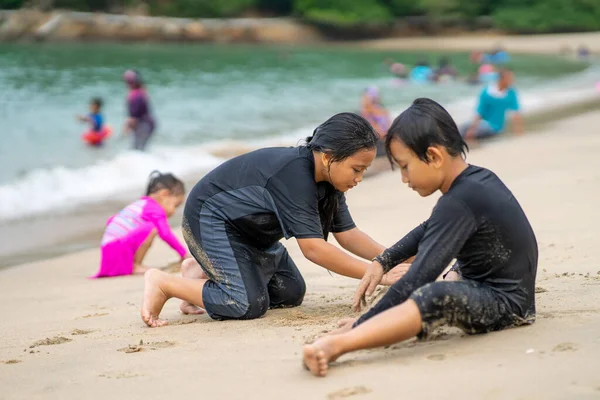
[2,0,600,33]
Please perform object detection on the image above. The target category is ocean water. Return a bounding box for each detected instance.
[0,42,594,221]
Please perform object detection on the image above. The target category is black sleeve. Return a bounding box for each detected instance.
[330,193,356,233]
[374,224,426,272]
[266,158,324,240]
[355,195,478,326]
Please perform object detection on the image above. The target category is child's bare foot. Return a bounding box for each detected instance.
[133,264,150,275]
[141,269,169,328]
[179,301,206,315]
[303,336,341,377]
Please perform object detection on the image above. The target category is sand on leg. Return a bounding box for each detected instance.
[303,299,422,377]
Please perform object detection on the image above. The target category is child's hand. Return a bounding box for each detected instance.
[381,263,410,286]
[353,261,385,312]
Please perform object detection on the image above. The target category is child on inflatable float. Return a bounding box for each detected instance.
[78,97,111,146]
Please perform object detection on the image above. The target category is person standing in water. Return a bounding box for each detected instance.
[140,113,409,327]
[123,70,156,151]
[302,99,538,377]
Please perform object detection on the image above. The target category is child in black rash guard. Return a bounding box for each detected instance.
[303,97,538,377]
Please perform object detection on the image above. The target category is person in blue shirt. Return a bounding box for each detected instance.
[461,68,524,140]
[409,60,433,83]
[78,97,111,146]
[483,48,510,65]
[78,97,104,132]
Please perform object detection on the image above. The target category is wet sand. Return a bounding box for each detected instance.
[1,110,599,399]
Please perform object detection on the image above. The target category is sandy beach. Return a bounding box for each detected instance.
[359,31,600,54]
[1,106,599,399]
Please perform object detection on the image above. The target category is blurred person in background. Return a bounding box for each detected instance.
[461,68,524,141]
[360,86,391,156]
[123,70,156,151]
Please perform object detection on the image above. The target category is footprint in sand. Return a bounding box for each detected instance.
[117,340,176,354]
[99,372,141,379]
[327,386,372,399]
[30,336,72,349]
[552,342,578,352]
[170,318,199,326]
[426,353,446,361]
[71,329,94,336]
[77,312,108,319]
[2,359,22,364]
[535,286,548,293]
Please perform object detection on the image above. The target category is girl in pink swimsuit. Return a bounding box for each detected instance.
[91,171,188,278]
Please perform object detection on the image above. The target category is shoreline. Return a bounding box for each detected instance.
[1,94,598,269]
[356,31,600,54]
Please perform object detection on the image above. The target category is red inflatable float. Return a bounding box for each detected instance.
[82,125,112,146]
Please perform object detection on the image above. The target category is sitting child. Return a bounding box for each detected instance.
[91,171,188,278]
[78,97,111,146]
[303,97,538,377]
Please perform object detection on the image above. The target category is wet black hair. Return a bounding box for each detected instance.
[91,97,103,108]
[305,112,379,239]
[145,170,185,196]
[385,98,468,165]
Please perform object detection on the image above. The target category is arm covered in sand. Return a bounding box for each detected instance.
[374,224,425,273]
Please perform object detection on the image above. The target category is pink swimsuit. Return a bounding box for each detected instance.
[91,196,187,278]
